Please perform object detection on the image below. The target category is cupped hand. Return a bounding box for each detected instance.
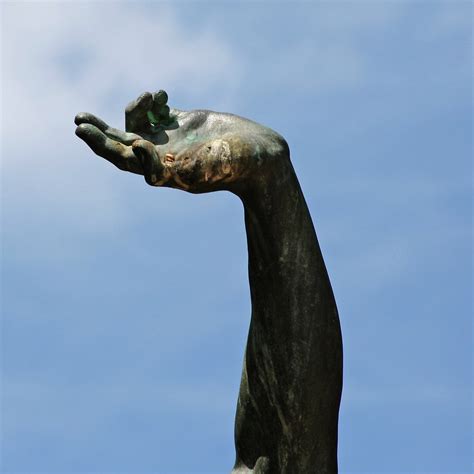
[75,90,288,192]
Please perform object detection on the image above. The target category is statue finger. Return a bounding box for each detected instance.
[74,112,142,145]
[125,92,153,133]
[75,123,142,174]
[150,90,171,125]
[105,127,143,145]
[74,112,109,131]
[132,139,166,186]
[153,90,168,107]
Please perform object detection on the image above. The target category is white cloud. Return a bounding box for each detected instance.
[1,2,243,252]
[2,2,242,137]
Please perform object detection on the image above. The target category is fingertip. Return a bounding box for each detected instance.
[74,112,88,125]
[75,122,90,137]
[153,90,168,106]
[139,91,152,100]
[74,112,109,131]
[75,123,105,145]
[137,92,153,109]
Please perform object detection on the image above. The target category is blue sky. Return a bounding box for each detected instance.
[1,1,472,473]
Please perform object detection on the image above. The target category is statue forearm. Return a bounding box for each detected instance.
[238,163,342,473]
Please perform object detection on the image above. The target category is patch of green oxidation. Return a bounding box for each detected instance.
[186,131,198,143]
[147,110,160,126]
[185,132,212,147]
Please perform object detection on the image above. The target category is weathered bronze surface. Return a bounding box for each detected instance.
[75,91,343,474]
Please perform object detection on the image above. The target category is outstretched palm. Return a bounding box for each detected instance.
[75,90,287,193]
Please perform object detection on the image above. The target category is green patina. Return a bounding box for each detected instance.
[186,131,199,143]
[147,110,160,126]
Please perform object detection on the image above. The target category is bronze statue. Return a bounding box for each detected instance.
[75,90,343,473]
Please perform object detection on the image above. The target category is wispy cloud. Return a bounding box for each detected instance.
[2,2,244,259]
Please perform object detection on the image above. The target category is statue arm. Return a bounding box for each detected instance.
[74,90,342,473]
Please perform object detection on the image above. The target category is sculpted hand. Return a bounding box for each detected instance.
[75,90,288,194]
